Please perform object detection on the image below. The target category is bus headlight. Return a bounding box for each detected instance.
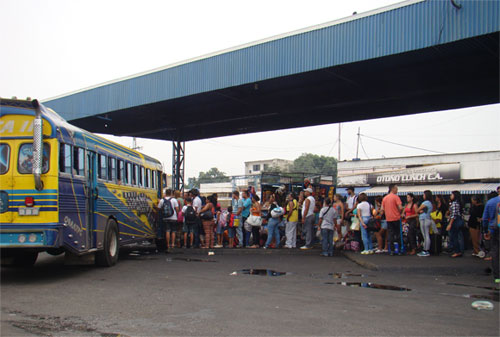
[28,234,37,243]
[18,234,27,243]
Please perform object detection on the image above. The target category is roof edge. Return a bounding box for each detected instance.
[42,0,424,103]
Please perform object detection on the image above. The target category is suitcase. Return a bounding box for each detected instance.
[430,234,442,255]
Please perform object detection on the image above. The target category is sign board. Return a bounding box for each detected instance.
[367,163,460,185]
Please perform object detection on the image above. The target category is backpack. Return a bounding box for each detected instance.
[162,197,174,221]
[184,205,197,223]
[218,211,227,227]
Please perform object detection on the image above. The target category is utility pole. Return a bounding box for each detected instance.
[338,123,341,161]
[355,127,360,160]
[131,137,142,151]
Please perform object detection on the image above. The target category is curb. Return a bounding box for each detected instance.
[341,251,379,271]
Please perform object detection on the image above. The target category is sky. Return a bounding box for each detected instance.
[1,0,499,179]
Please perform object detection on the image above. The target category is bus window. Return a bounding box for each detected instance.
[0,144,10,175]
[19,143,50,174]
[59,143,72,173]
[98,154,107,180]
[145,169,150,188]
[125,162,132,185]
[151,170,156,189]
[132,164,138,186]
[73,147,85,176]
[117,160,124,185]
[139,166,144,187]
[108,157,116,182]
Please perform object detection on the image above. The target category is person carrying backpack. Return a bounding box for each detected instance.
[182,197,197,248]
[158,188,179,253]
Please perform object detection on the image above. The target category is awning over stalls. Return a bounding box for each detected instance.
[337,187,370,197]
[363,183,500,197]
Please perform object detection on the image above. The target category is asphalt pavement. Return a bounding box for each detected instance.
[1,247,498,336]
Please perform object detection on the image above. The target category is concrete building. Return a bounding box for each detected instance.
[337,151,500,196]
[244,159,292,175]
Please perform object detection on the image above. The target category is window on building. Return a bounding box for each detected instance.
[98,154,107,180]
[252,164,260,172]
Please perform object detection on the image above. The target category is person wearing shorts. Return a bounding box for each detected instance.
[157,188,179,252]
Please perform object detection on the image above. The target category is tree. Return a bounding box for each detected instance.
[186,167,229,189]
[291,153,337,179]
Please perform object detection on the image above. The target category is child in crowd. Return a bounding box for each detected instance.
[215,206,226,248]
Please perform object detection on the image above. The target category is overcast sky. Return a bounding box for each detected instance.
[2,0,499,179]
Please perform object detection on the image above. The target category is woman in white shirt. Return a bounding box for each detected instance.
[356,193,374,254]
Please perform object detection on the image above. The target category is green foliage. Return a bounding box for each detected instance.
[187,167,229,189]
[291,153,337,178]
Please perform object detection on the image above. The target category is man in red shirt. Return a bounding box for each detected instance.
[382,184,403,255]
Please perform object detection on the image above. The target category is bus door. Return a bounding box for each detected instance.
[86,151,97,249]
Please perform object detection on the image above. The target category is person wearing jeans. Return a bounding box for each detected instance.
[319,198,337,256]
[447,191,464,258]
[231,191,244,248]
[482,188,500,283]
[417,190,433,257]
[357,193,373,254]
[265,217,281,249]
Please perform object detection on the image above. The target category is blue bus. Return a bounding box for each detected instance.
[1,98,165,266]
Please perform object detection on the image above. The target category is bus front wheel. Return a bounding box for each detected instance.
[96,219,119,267]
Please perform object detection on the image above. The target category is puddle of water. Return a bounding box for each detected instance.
[325,282,411,291]
[446,282,499,291]
[329,272,368,279]
[239,269,290,276]
[172,257,217,263]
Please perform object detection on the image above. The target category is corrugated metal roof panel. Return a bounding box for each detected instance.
[44,0,500,120]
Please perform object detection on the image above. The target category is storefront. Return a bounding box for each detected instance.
[337,151,500,200]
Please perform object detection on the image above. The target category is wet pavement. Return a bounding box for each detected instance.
[1,248,499,336]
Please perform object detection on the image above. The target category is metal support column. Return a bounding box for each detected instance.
[172,141,185,192]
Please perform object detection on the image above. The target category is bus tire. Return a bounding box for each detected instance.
[46,248,65,256]
[96,219,119,267]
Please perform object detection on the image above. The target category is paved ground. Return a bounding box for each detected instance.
[1,247,498,336]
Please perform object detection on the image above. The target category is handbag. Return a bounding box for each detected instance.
[200,210,213,220]
[246,215,262,227]
[350,217,360,231]
[366,217,380,232]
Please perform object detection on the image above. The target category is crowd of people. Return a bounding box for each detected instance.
[157,183,500,284]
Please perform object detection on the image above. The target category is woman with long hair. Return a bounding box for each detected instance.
[249,194,262,248]
[199,195,216,249]
[374,196,388,253]
[447,191,464,258]
[416,190,433,257]
[403,193,419,255]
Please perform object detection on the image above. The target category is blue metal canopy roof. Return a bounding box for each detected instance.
[43,0,499,141]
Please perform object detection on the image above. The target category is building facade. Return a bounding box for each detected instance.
[337,151,500,196]
[244,159,292,175]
